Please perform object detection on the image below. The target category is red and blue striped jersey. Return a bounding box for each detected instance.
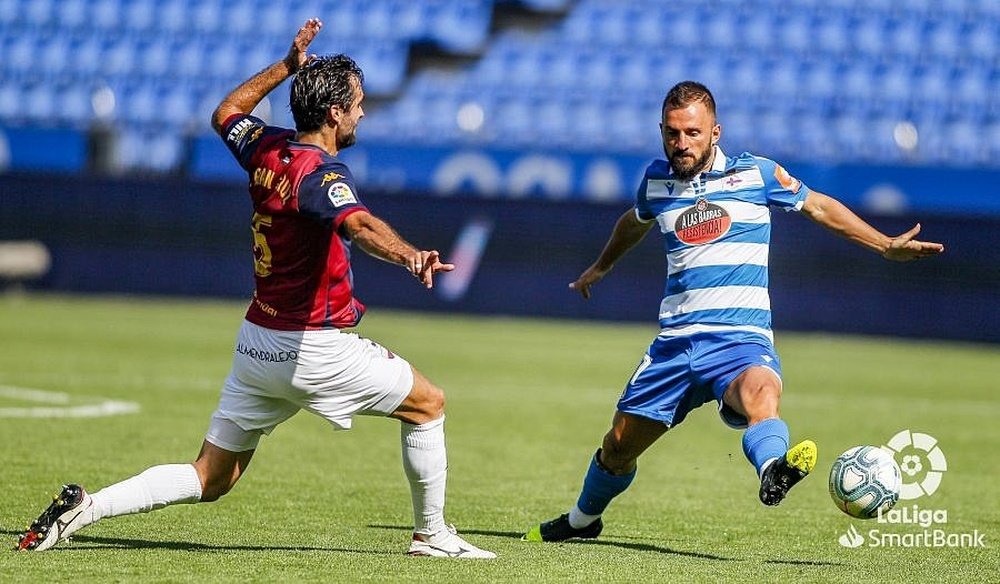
[221,113,368,330]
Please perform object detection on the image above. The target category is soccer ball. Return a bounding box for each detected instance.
[829,446,902,519]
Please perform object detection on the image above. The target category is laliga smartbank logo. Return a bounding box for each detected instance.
[838,430,987,549]
[884,429,946,500]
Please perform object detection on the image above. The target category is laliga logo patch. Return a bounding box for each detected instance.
[674,197,731,245]
[327,182,357,208]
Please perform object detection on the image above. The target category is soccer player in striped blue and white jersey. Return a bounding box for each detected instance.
[524,81,944,543]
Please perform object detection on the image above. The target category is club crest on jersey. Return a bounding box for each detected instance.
[674,197,731,245]
[327,182,357,207]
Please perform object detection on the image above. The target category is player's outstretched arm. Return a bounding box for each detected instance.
[341,211,454,289]
[211,18,323,134]
[570,208,654,299]
[801,191,945,261]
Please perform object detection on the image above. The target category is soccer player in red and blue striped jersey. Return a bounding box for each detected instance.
[18,19,494,559]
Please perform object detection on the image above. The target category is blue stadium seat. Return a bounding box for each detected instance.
[22,0,55,27]
[220,1,256,37]
[427,1,492,53]
[887,18,924,60]
[55,83,93,127]
[152,0,189,35]
[57,0,88,30]
[926,21,962,62]
[967,22,999,62]
[0,0,19,28]
[23,83,58,125]
[5,31,34,78]
[117,128,184,172]
[123,0,156,32]
[0,0,996,170]
[135,38,173,79]
[953,71,991,119]
[191,0,224,36]
[0,83,21,123]
[161,85,196,129]
[92,0,123,31]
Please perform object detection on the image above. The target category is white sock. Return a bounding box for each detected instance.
[568,505,601,529]
[89,464,203,523]
[401,416,447,536]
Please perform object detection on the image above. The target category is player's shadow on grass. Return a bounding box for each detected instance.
[368,524,734,561]
[1,529,397,555]
[764,558,844,567]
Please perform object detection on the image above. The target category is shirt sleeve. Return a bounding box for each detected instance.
[220,114,290,171]
[297,161,369,228]
[634,165,657,222]
[754,156,811,212]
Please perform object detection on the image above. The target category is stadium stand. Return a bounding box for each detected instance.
[0,0,997,172]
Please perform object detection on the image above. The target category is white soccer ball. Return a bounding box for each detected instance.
[829,445,902,519]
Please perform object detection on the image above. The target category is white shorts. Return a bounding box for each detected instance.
[205,320,414,452]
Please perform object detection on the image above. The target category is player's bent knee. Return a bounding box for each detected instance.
[740,382,781,403]
[200,483,230,503]
[600,436,638,475]
[391,380,445,425]
[414,381,446,418]
[196,467,240,502]
[426,385,446,415]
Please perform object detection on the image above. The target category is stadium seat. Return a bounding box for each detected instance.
[123,0,156,32]
[0,0,998,170]
[0,0,19,28]
[117,128,184,172]
[0,84,21,123]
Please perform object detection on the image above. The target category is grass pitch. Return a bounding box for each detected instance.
[1,294,997,583]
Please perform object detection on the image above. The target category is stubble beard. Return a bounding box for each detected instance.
[337,130,357,150]
[669,146,713,181]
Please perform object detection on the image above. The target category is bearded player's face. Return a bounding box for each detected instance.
[336,78,365,150]
[660,102,720,181]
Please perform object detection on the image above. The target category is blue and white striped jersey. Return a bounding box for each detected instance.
[635,147,810,341]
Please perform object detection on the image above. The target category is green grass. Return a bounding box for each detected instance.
[1,293,997,583]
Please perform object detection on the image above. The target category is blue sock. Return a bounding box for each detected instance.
[742,418,789,477]
[575,451,636,516]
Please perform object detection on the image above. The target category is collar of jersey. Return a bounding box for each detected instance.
[286,140,330,153]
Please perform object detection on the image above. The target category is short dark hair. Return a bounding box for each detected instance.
[290,54,364,132]
[662,81,716,120]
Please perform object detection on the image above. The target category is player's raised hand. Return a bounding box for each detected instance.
[882,223,945,261]
[409,250,455,289]
[286,18,323,72]
[569,266,608,299]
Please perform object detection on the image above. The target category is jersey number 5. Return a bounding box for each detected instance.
[251,212,273,277]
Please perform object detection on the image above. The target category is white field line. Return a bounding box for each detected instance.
[0,385,141,418]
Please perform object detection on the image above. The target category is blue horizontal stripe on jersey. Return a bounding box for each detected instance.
[665,264,769,297]
[659,307,772,331]
[664,222,771,251]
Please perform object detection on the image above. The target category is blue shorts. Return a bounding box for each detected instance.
[617,331,782,429]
